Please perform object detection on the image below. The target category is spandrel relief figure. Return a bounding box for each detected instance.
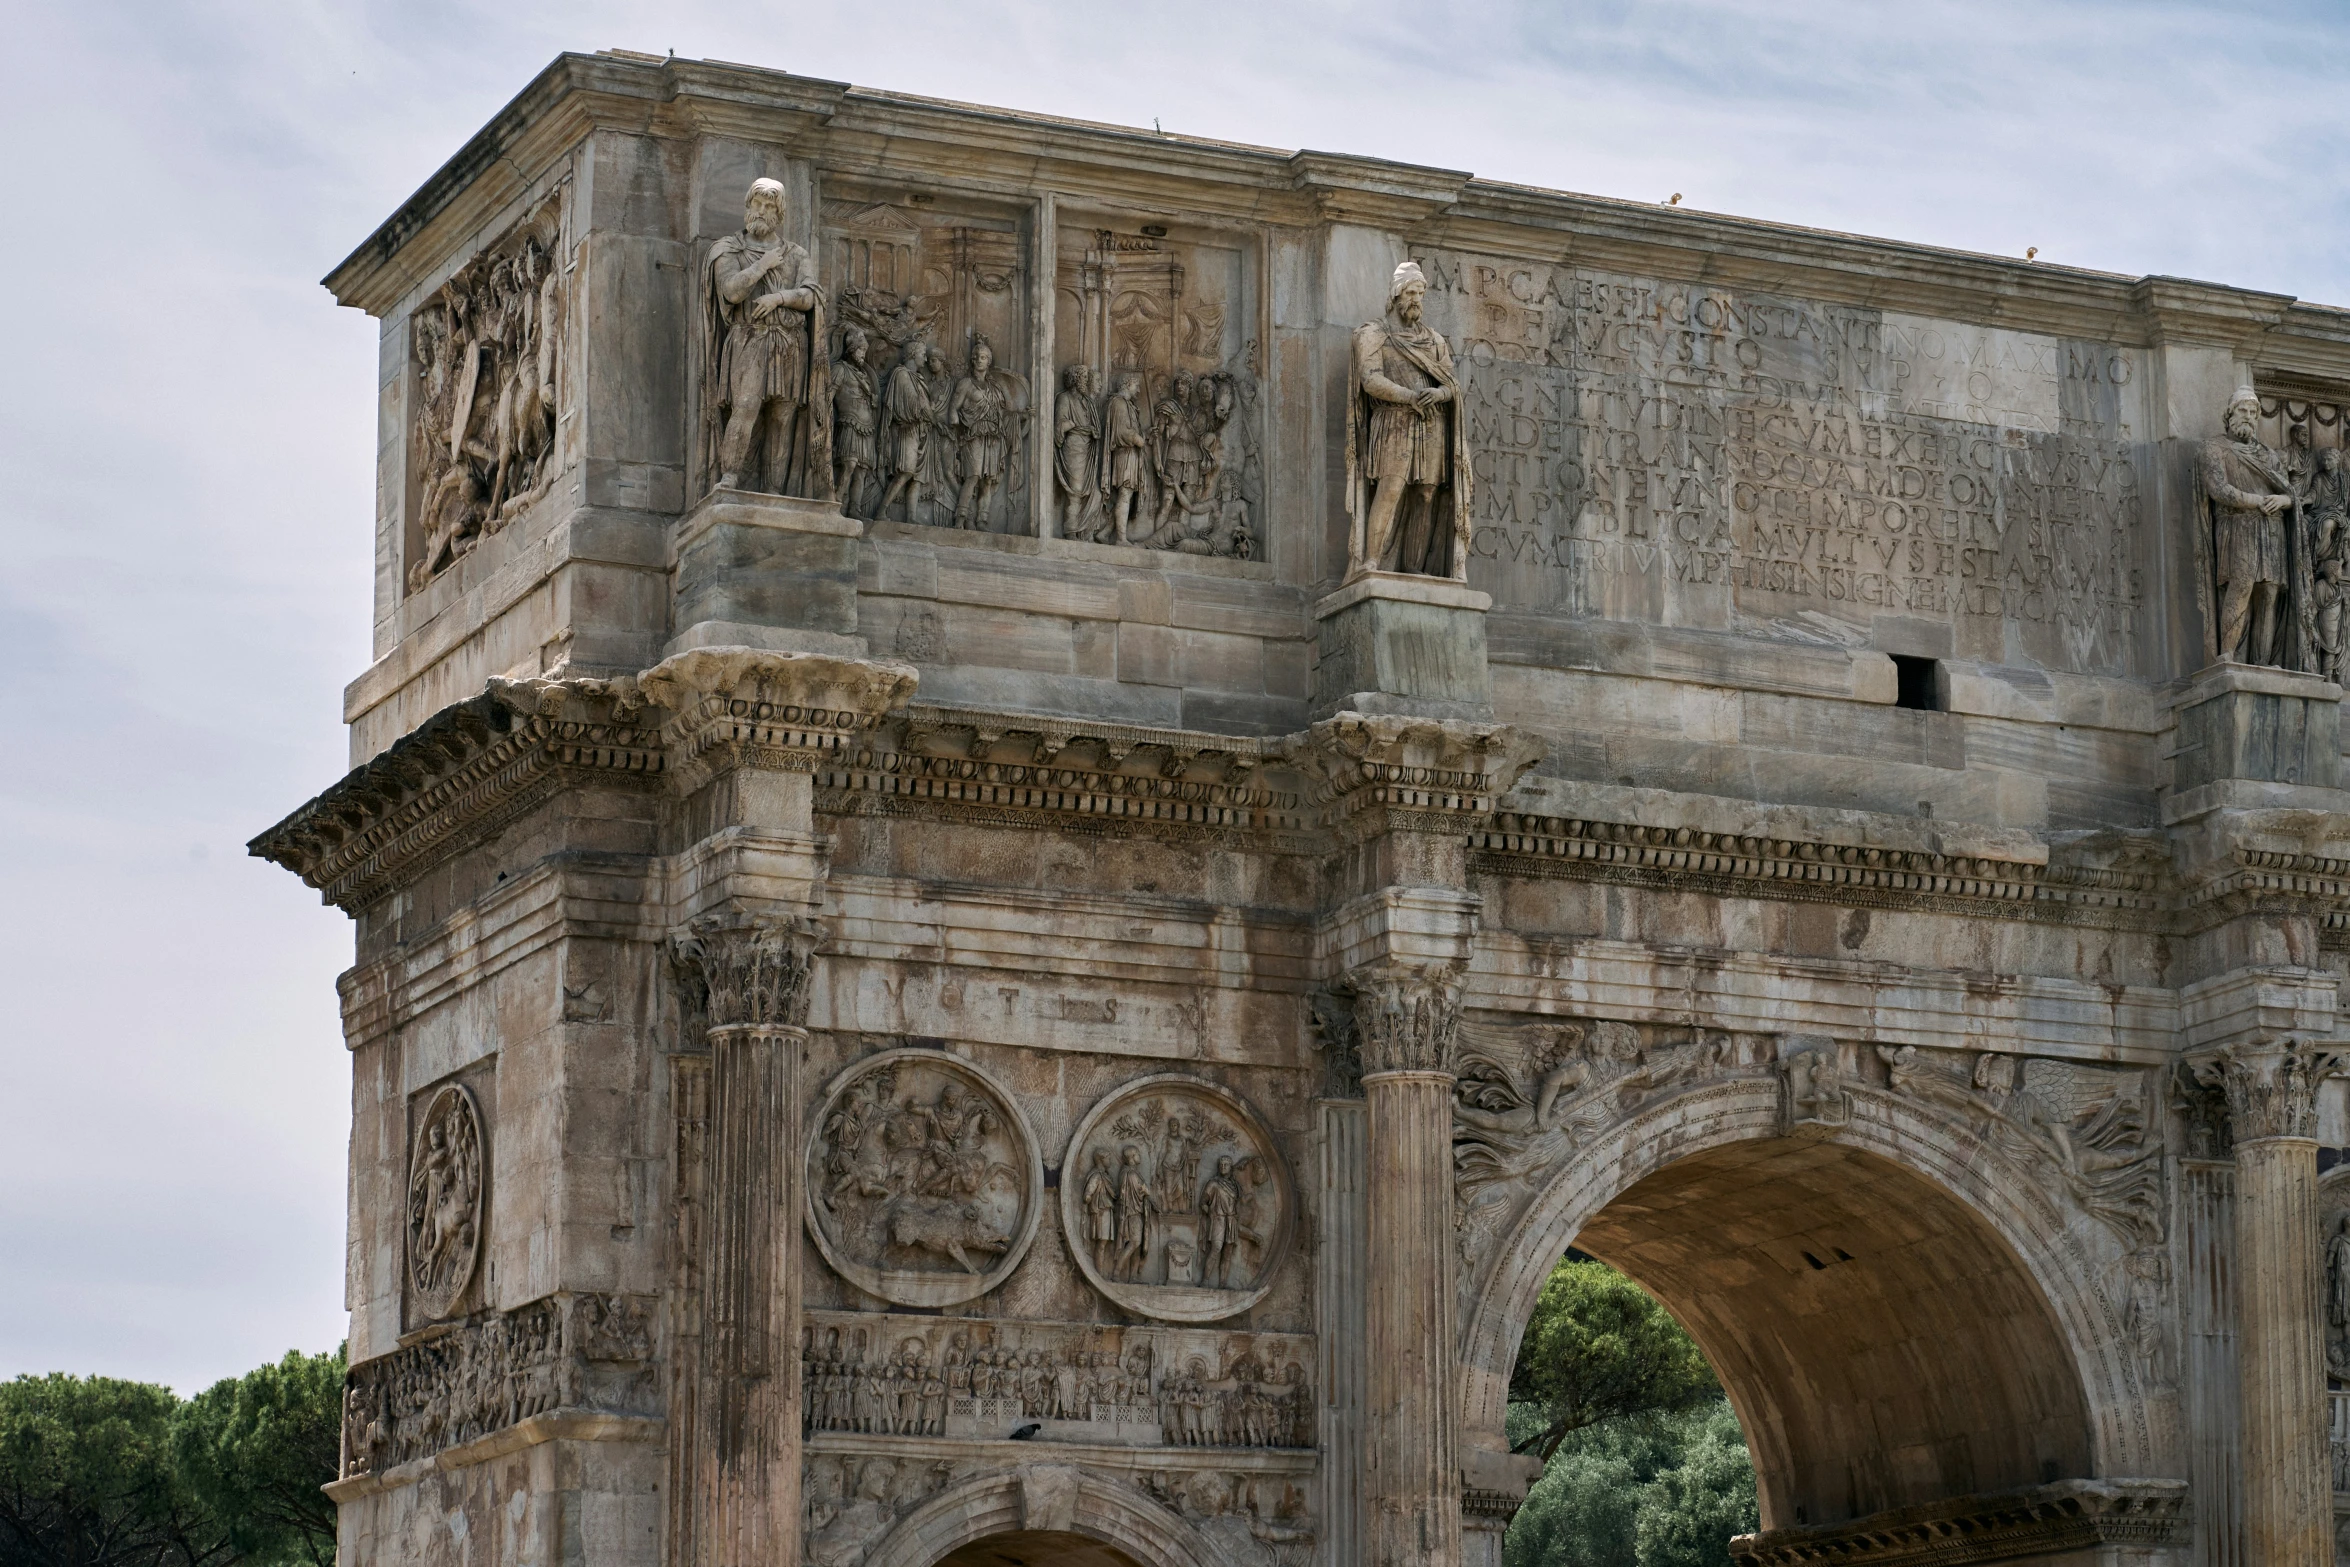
[804,1050,1040,1308]
[703,177,832,500]
[831,326,880,517]
[2201,388,2306,668]
[1346,260,1471,580]
[948,336,1027,529]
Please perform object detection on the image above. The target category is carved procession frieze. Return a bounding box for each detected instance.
[1052,224,1260,558]
[805,1049,1043,1307]
[407,189,569,592]
[799,1309,1314,1450]
[1061,1075,1294,1322]
[406,1081,486,1323]
[823,193,1032,529]
[339,1291,653,1478]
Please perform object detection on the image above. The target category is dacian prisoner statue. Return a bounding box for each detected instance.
[1347,260,1471,579]
[703,176,831,500]
[2202,386,2304,667]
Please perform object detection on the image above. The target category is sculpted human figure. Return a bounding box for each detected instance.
[1055,364,1104,539]
[1151,369,1206,532]
[877,343,936,523]
[2309,447,2349,681]
[703,177,830,498]
[1347,259,1470,578]
[920,346,959,523]
[1104,371,1148,543]
[1080,1147,1118,1275]
[1114,1143,1157,1280]
[2203,388,2300,666]
[950,336,1022,530]
[831,326,880,517]
[1201,1154,1241,1287]
[2328,1215,2350,1375]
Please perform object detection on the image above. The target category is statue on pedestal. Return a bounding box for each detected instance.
[702,177,831,500]
[2200,388,2303,667]
[1346,260,1471,580]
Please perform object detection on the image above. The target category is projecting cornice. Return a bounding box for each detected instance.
[322,50,2350,382]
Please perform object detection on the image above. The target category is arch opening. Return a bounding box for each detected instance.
[930,1532,1148,1567]
[1559,1135,2095,1530]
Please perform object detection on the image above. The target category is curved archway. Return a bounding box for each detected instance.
[862,1469,1223,1567]
[1459,1074,2160,1529]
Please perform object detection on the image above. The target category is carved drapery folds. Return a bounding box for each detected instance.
[2195,1038,2338,1143]
[2196,389,2350,672]
[408,190,569,593]
[703,178,832,502]
[1345,261,1470,581]
[1344,962,1464,1079]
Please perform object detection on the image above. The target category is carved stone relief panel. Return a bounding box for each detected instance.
[340,1291,654,1477]
[406,188,571,594]
[406,1080,487,1323]
[805,1049,1043,1307]
[1062,1075,1294,1322]
[1051,220,1261,558]
[800,1309,1314,1448]
[1409,252,2151,673]
[2197,391,2350,674]
[822,188,1033,530]
[2319,1168,2350,1384]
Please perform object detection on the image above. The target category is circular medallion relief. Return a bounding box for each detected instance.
[806,1049,1043,1308]
[407,1083,486,1322]
[1061,1075,1294,1323]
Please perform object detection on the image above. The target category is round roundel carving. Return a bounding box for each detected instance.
[407,1083,486,1322]
[806,1049,1044,1308]
[1061,1075,1294,1323]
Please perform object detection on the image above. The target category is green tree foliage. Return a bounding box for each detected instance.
[1508,1257,1720,1463]
[172,1351,343,1567]
[1504,1257,1758,1567]
[0,1349,343,1567]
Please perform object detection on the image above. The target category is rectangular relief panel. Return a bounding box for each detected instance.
[1417,253,2153,677]
[1050,217,1264,560]
[822,184,1034,533]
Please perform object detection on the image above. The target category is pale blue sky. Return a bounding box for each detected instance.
[2,0,2344,1393]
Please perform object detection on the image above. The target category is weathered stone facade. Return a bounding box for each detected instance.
[254,48,2350,1567]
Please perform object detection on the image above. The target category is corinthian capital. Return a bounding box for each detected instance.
[2193,1039,2341,1144]
[1344,961,1465,1077]
[671,911,818,1030]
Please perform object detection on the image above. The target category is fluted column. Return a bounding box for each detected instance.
[1352,961,1465,1567]
[673,912,818,1567]
[2199,1040,2336,1567]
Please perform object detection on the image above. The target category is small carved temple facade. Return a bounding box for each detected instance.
[255,50,2350,1567]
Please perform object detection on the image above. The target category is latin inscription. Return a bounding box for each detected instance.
[1421,257,2148,672]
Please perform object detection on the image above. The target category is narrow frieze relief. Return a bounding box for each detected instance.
[407,188,570,593]
[799,1310,1314,1449]
[1877,1045,2164,1249]
[805,1049,1043,1307]
[406,1082,486,1323]
[339,1293,656,1478]
[1062,1075,1294,1322]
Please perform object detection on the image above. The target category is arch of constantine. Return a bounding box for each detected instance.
[255,49,2350,1567]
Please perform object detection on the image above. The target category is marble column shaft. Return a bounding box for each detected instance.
[2210,1044,2334,1567]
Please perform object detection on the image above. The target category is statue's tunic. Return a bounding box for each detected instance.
[712,237,818,410]
[2205,435,2292,589]
[1357,322,1454,485]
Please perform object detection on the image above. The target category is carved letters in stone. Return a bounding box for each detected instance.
[703,178,832,502]
[407,1082,486,1322]
[408,191,568,592]
[1063,1076,1294,1322]
[1346,260,1469,580]
[340,1292,653,1476]
[805,1050,1042,1307]
[800,1309,1314,1448]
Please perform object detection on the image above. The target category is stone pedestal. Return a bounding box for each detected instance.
[671,488,866,659]
[2204,1041,2335,1567]
[2166,662,2343,822]
[1313,573,1492,722]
